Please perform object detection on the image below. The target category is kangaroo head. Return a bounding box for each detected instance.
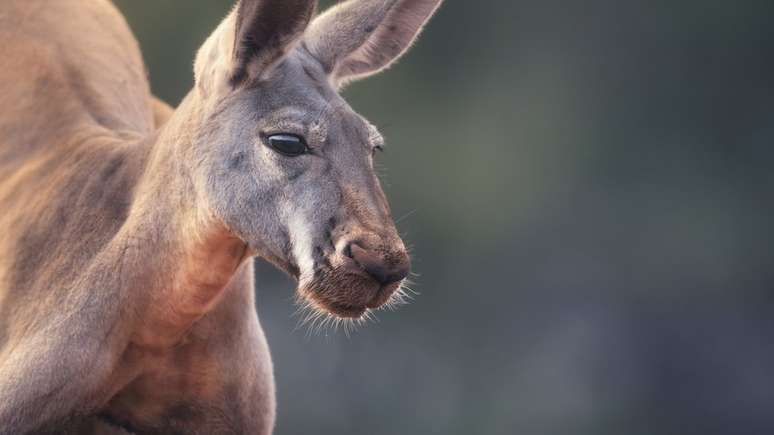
[188,0,442,318]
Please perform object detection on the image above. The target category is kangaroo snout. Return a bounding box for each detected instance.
[344,240,410,285]
[297,231,410,318]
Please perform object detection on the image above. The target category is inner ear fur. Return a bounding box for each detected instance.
[304,0,443,87]
[194,0,317,94]
[230,0,318,85]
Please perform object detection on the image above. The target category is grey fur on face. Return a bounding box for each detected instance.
[192,0,443,317]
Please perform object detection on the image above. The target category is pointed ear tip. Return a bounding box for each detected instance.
[230,0,319,81]
[304,0,445,85]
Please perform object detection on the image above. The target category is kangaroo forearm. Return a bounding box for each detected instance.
[0,241,144,433]
[0,335,119,434]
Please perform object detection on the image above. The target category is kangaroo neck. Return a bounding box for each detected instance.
[123,91,250,349]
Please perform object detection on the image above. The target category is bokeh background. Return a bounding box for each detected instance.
[114,1,774,434]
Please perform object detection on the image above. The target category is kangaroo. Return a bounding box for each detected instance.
[0,0,443,433]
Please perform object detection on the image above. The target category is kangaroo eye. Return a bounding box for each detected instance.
[267,134,308,157]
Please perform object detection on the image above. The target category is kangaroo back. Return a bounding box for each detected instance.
[0,0,153,165]
[0,0,154,314]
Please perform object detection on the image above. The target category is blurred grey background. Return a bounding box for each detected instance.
[113,1,774,434]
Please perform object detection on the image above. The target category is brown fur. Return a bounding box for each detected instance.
[0,0,442,433]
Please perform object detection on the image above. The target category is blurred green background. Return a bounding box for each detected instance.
[114,1,774,434]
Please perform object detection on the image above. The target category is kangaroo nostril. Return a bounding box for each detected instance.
[343,242,354,259]
[347,242,409,285]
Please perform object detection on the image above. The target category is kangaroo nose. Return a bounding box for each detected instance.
[345,242,410,285]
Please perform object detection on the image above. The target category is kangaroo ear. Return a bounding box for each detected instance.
[304,0,443,88]
[195,0,317,93]
[231,0,317,85]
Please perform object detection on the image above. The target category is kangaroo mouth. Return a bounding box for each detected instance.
[298,268,403,319]
[324,301,368,318]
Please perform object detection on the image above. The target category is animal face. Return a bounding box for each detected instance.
[192,0,442,318]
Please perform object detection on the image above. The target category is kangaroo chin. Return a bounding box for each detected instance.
[300,270,399,319]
